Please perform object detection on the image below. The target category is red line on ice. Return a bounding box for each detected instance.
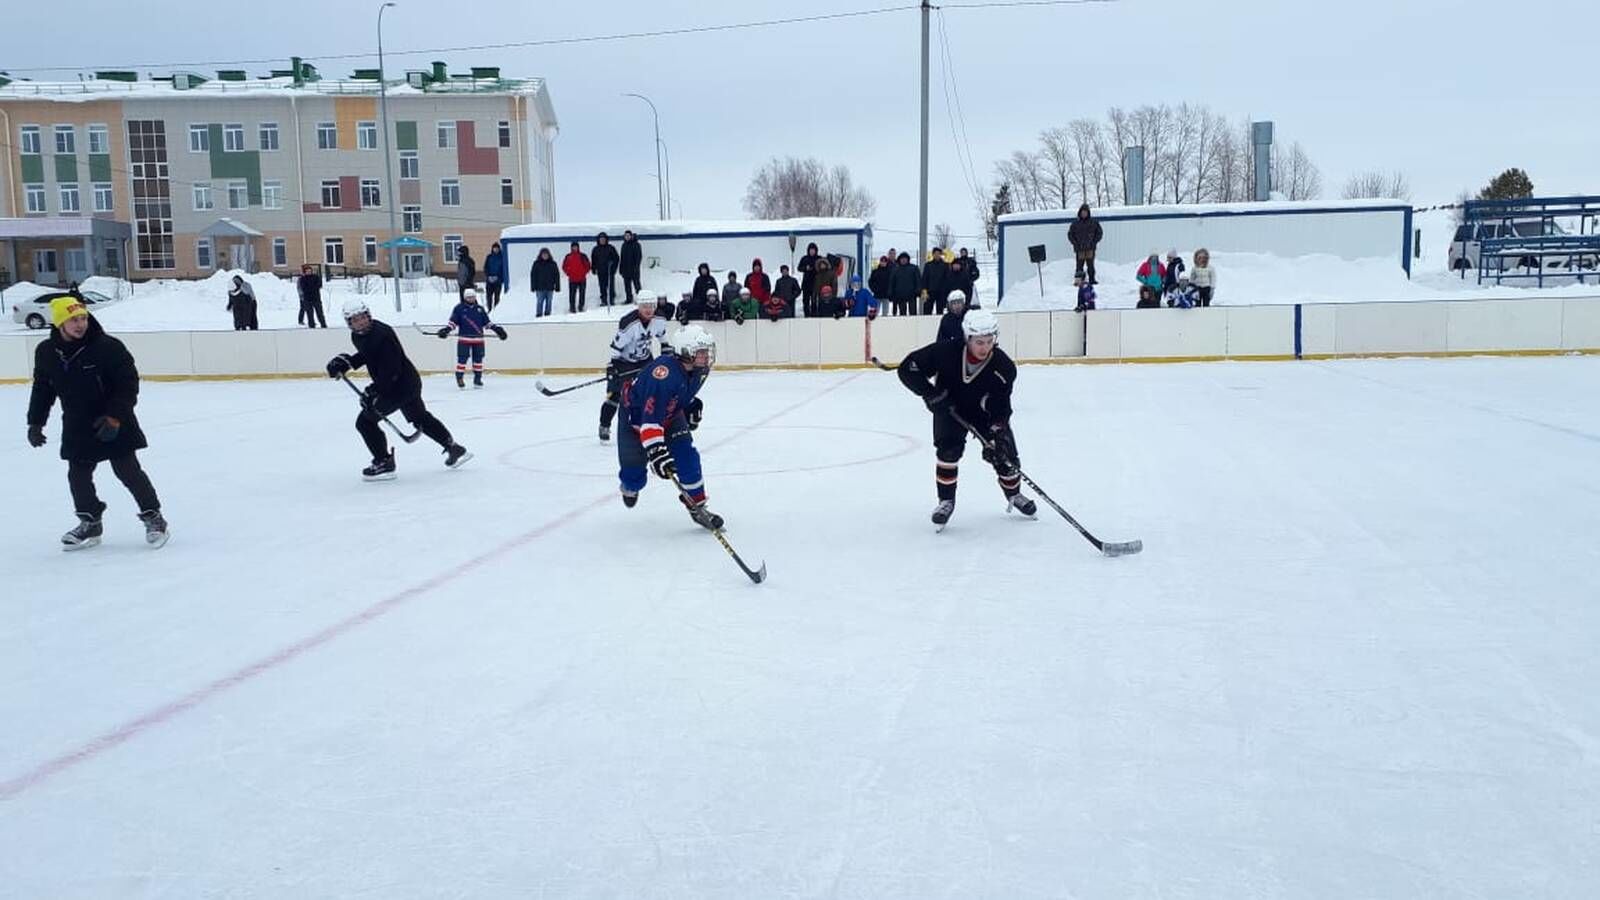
[0,371,862,802]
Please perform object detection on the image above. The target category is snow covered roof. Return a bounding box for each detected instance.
[199,218,262,239]
[998,198,1411,226]
[501,218,871,241]
[0,217,131,239]
[0,75,547,102]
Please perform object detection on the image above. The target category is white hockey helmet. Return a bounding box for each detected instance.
[739,287,752,297]
[947,289,967,307]
[341,297,371,320]
[962,308,1000,340]
[672,324,717,368]
[636,289,657,307]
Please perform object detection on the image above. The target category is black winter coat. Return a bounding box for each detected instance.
[347,320,422,406]
[530,256,561,291]
[889,262,921,301]
[619,238,643,277]
[299,272,323,301]
[591,242,620,277]
[921,259,950,302]
[868,264,892,301]
[898,338,1017,432]
[1068,209,1103,253]
[773,275,801,303]
[797,253,822,297]
[28,316,149,462]
[690,274,719,311]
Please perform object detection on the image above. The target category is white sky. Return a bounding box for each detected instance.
[7,0,1596,244]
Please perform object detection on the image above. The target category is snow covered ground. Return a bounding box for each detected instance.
[2,357,1597,897]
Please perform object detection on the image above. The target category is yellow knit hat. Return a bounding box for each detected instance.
[50,296,88,327]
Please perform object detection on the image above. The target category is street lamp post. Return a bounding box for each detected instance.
[378,2,402,312]
[658,138,671,220]
[622,93,664,220]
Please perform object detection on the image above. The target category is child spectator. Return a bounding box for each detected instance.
[721,271,743,311]
[731,287,758,324]
[1190,248,1216,306]
[1136,251,1166,309]
[1167,274,1198,309]
[818,284,845,318]
[1162,249,1186,297]
[1074,278,1097,312]
[701,287,726,323]
[813,255,839,313]
[847,275,879,318]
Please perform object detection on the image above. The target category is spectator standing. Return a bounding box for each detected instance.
[456,244,477,302]
[226,275,259,330]
[937,290,968,342]
[1068,204,1104,285]
[957,248,981,306]
[619,230,643,303]
[797,242,823,317]
[530,247,560,318]
[720,271,743,311]
[921,248,950,316]
[744,259,773,309]
[889,251,920,316]
[482,242,507,312]
[1162,249,1186,297]
[1190,248,1217,306]
[868,255,893,314]
[591,232,620,307]
[814,255,840,312]
[298,264,327,328]
[1136,251,1165,308]
[773,264,801,318]
[689,264,718,318]
[562,241,591,313]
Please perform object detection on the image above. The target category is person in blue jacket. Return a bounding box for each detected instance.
[436,288,506,388]
[616,324,723,530]
[482,242,507,312]
[846,274,879,318]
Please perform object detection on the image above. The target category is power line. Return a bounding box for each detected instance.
[935,9,986,213]
[1,5,921,75]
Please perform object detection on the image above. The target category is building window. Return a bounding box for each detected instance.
[436,120,456,149]
[259,123,280,151]
[324,237,345,266]
[272,237,287,267]
[500,178,514,206]
[402,205,422,233]
[189,124,209,152]
[197,238,214,269]
[55,125,76,154]
[443,234,463,263]
[227,181,249,210]
[262,180,283,210]
[357,120,378,150]
[127,119,175,270]
[58,184,80,212]
[360,178,381,208]
[320,180,341,209]
[88,124,109,155]
[93,182,114,212]
[20,125,41,155]
[25,184,46,213]
[364,235,378,265]
[497,120,512,148]
[399,150,419,179]
[193,182,214,210]
[105,245,122,274]
[316,122,337,150]
[223,123,245,152]
[439,178,461,207]
[402,252,427,276]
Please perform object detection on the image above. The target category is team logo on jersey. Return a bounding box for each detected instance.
[652,364,670,380]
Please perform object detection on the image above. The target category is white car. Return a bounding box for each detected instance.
[9,289,119,329]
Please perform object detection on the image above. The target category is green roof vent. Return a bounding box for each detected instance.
[95,71,138,82]
[216,69,247,82]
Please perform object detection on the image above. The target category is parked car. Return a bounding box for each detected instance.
[10,288,119,329]
[1449,219,1563,271]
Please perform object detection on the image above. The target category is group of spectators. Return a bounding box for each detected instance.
[1134,248,1217,309]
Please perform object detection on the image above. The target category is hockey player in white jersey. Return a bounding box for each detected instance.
[599,290,669,442]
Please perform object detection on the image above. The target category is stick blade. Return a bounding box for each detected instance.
[1101,539,1143,558]
[534,380,554,397]
[746,561,768,584]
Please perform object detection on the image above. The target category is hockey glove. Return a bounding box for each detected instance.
[732,308,745,325]
[491,324,508,340]
[360,384,381,414]
[27,425,46,448]
[92,416,121,443]
[646,441,676,480]
[685,397,704,431]
[983,424,1020,472]
[435,326,452,339]
[326,354,353,378]
[922,389,949,414]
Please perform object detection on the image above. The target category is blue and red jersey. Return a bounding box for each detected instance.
[623,352,706,448]
[446,302,492,344]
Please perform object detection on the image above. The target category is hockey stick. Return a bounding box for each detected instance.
[669,473,767,584]
[415,322,507,341]
[338,372,421,443]
[949,410,1142,557]
[535,365,642,397]
[869,356,898,371]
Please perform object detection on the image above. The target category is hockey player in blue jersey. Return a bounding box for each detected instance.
[435,288,506,388]
[616,324,723,531]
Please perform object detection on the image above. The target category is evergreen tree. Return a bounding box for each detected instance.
[1479,168,1534,201]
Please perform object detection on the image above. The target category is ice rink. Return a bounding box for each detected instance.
[2,356,1597,897]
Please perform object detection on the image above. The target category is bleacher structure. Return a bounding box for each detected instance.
[1465,195,1600,287]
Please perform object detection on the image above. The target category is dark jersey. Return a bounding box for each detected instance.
[348,320,421,402]
[897,339,1016,431]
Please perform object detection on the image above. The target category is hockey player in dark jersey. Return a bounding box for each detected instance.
[435,287,506,389]
[897,308,1037,527]
[599,290,668,442]
[327,298,471,480]
[616,324,723,531]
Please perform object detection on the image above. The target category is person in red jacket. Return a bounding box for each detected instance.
[744,258,773,310]
[562,241,591,313]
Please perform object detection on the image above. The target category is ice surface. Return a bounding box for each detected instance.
[2,358,1598,897]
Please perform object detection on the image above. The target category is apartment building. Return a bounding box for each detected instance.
[0,60,557,284]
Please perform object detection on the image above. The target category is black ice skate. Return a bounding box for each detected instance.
[598,424,611,442]
[138,509,170,548]
[61,513,103,551]
[680,495,724,531]
[1005,493,1038,519]
[444,444,473,469]
[473,373,484,389]
[621,488,639,508]
[363,451,397,481]
[931,499,955,531]
[455,373,466,390]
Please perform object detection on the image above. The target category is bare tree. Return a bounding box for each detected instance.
[1341,170,1412,201]
[933,222,954,251]
[1037,127,1074,210]
[1106,106,1132,202]
[1165,103,1200,203]
[743,157,877,219]
[993,150,1047,212]
[1273,141,1323,201]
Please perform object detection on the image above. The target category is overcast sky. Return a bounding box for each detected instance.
[8,0,1595,245]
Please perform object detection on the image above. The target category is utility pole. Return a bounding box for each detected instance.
[623,93,665,220]
[377,2,401,311]
[918,0,931,268]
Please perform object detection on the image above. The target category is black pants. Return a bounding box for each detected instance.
[922,295,940,316]
[485,279,503,312]
[356,396,454,459]
[622,271,641,303]
[301,299,327,328]
[569,281,586,313]
[597,269,617,306]
[932,410,1019,502]
[599,366,643,429]
[1197,286,1213,307]
[69,453,161,517]
[1075,250,1097,285]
